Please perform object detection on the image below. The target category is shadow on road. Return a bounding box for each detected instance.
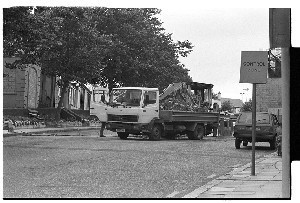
[238,145,275,151]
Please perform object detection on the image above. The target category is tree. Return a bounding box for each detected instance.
[3,7,193,119]
[4,7,112,119]
[88,8,193,91]
[221,100,233,113]
[241,99,252,112]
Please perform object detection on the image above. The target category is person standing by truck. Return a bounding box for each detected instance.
[99,94,107,137]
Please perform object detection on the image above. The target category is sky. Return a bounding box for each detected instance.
[159,8,269,101]
[2,0,300,102]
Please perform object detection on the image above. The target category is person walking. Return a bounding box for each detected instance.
[100,122,106,137]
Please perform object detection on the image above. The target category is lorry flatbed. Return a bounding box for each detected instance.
[159,110,219,123]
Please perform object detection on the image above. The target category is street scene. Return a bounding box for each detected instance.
[2,3,298,200]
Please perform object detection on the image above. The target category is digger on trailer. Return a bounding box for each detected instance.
[90,82,220,140]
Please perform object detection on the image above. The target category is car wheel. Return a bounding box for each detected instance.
[235,138,241,149]
[270,137,276,150]
[118,132,129,139]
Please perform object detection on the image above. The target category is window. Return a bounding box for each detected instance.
[93,90,106,103]
[144,91,157,106]
[113,89,142,107]
[238,113,270,124]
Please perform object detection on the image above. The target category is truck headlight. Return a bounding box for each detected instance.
[133,125,140,130]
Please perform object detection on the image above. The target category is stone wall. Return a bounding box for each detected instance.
[3,58,26,108]
[3,58,41,109]
[256,78,282,112]
[24,65,41,108]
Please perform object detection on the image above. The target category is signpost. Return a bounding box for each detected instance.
[240,51,268,176]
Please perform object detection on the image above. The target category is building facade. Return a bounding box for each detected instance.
[3,57,41,108]
[256,78,282,112]
[3,57,91,111]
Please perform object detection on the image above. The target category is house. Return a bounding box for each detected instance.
[221,98,243,114]
[63,82,91,110]
[211,92,222,112]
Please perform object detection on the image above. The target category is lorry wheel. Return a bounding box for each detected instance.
[149,124,161,141]
[118,132,129,139]
[270,137,276,150]
[187,124,205,140]
[213,127,218,137]
[235,139,241,149]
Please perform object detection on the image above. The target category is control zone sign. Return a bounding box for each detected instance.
[240,51,268,84]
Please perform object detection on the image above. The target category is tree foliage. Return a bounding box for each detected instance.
[3,7,193,93]
[241,99,252,112]
[221,100,233,112]
[3,7,194,120]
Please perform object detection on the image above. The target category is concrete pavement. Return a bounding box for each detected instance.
[2,126,101,137]
[184,152,283,199]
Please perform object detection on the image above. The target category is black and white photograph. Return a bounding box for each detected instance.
[1,0,300,200]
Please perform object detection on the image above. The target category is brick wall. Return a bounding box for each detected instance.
[256,78,282,112]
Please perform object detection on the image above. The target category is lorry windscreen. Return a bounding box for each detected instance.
[112,89,142,107]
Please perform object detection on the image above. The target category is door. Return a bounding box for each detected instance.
[141,90,159,123]
[90,89,109,122]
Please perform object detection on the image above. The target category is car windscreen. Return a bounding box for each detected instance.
[237,113,270,124]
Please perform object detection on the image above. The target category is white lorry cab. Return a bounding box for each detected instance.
[90,87,162,139]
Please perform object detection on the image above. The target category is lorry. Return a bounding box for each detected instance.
[90,82,220,140]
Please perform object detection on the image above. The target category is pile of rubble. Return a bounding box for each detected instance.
[159,84,208,112]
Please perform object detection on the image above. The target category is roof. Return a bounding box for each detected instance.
[221,98,244,108]
[113,87,159,91]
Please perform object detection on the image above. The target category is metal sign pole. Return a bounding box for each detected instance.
[239,51,267,176]
[251,83,256,176]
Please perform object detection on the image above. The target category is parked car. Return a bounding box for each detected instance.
[233,112,279,150]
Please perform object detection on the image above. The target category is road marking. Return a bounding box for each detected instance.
[166,191,180,198]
